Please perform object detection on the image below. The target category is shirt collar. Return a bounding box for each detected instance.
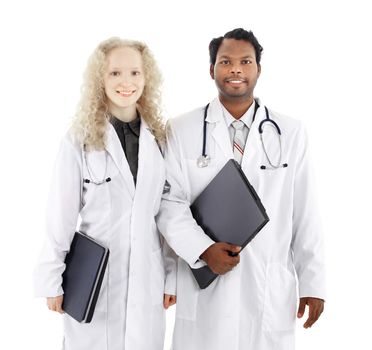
[219,99,256,128]
[110,112,141,137]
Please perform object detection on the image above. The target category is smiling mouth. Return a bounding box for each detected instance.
[225,79,247,84]
[116,90,136,97]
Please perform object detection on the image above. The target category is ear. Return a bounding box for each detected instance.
[257,64,261,78]
[210,64,215,80]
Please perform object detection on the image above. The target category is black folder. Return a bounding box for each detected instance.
[190,159,269,289]
[62,232,109,323]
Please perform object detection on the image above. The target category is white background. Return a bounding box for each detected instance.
[0,0,371,349]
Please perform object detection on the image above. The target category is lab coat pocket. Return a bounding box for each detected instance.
[150,247,165,306]
[262,263,297,331]
[175,259,200,321]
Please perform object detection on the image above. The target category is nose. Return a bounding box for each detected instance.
[119,72,134,86]
[230,63,242,74]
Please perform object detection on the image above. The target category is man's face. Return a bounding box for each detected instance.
[210,39,261,102]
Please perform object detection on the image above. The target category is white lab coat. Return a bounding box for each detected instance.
[34,119,176,350]
[157,98,326,350]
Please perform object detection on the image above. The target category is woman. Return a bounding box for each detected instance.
[34,37,177,350]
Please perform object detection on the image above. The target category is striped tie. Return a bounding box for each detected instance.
[232,120,247,164]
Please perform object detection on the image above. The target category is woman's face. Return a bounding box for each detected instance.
[104,46,145,113]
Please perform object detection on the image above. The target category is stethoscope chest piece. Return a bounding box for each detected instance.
[197,155,211,168]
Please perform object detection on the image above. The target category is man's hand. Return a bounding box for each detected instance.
[200,242,241,275]
[297,297,324,328]
[47,295,64,314]
[163,294,177,309]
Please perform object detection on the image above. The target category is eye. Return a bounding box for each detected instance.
[132,71,141,76]
[241,59,252,64]
[220,60,230,65]
[110,71,120,76]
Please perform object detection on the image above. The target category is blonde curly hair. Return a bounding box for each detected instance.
[72,37,165,150]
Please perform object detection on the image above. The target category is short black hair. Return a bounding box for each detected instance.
[209,28,263,65]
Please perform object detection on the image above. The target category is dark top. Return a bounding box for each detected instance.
[110,114,141,185]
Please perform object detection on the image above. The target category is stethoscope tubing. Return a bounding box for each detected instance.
[83,149,111,185]
[200,101,287,170]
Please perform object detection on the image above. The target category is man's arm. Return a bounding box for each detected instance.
[291,123,326,328]
[156,120,240,273]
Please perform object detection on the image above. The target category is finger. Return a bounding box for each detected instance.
[227,256,240,267]
[56,299,64,314]
[303,303,319,328]
[47,298,55,311]
[169,296,177,306]
[48,303,56,312]
[225,262,238,273]
[311,306,324,326]
[163,295,170,309]
[235,255,240,264]
[297,298,307,318]
[56,304,64,314]
[304,316,317,328]
[219,265,232,275]
[225,244,242,253]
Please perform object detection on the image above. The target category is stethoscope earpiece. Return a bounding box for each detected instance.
[83,177,111,184]
[260,163,288,170]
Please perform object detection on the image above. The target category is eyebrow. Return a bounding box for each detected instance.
[219,55,254,59]
[109,66,141,70]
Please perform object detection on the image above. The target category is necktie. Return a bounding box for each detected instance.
[232,120,247,164]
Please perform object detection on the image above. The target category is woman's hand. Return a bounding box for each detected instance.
[47,295,64,314]
[163,294,176,309]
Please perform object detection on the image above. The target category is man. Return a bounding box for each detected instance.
[157,28,326,349]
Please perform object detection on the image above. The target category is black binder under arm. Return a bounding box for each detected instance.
[190,159,269,289]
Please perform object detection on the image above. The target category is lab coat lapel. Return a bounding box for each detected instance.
[207,98,234,160]
[241,99,265,168]
[135,118,156,191]
[105,124,135,198]
[241,99,266,171]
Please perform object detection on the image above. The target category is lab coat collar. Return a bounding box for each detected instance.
[250,97,266,128]
[206,98,234,159]
[205,97,267,160]
[205,98,223,123]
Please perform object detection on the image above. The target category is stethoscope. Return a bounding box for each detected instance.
[83,150,111,185]
[197,102,288,170]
